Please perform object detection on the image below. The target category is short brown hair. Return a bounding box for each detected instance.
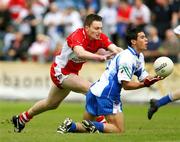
[84,14,102,27]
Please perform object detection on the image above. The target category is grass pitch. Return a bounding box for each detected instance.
[0,100,180,142]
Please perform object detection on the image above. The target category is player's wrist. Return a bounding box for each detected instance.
[95,55,106,61]
[143,78,151,87]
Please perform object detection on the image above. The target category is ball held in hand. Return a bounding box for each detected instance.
[153,56,174,78]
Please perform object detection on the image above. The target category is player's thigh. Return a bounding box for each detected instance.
[83,111,96,121]
[106,112,125,132]
[61,74,92,93]
[46,84,70,106]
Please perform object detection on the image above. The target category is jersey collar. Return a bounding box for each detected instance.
[128,46,140,58]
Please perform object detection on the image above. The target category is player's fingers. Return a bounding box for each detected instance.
[105,52,115,59]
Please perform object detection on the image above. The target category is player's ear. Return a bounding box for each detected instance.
[85,25,89,31]
[131,39,136,45]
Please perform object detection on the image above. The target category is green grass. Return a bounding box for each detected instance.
[0,101,180,142]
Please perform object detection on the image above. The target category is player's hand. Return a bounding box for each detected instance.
[144,76,162,87]
[98,52,115,61]
[98,55,107,61]
[104,52,116,60]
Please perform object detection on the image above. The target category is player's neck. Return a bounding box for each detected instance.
[131,46,141,54]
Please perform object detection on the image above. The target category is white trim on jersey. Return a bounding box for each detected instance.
[54,42,73,76]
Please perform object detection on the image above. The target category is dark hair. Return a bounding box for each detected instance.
[125,26,143,46]
[84,14,102,27]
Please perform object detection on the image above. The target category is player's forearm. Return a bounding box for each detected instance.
[122,81,145,90]
[74,46,106,61]
[77,50,106,61]
[108,44,123,54]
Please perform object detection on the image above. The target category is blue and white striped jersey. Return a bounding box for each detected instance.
[90,46,149,101]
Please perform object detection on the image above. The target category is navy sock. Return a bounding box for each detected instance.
[68,122,76,132]
[157,95,172,107]
[92,121,104,132]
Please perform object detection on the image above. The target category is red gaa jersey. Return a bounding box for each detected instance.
[51,28,112,76]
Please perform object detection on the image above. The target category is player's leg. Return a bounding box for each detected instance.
[61,73,92,93]
[12,84,70,132]
[148,89,180,120]
[57,112,97,134]
[57,90,98,134]
[57,105,124,133]
[82,113,124,133]
[80,112,124,133]
[28,84,70,116]
[104,112,124,133]
[57,113,124,134]
[57,111,101,134]
[81,111,100,133]
[81,91,108,133]
[170,90,180,100]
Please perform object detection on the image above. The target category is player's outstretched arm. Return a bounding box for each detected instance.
[107,44,123,54]
[121,76,162,90]
[122,80,145,90]
[73,45,109,62]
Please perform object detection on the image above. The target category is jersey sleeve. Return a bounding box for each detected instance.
[117,55,133,83]
[66,29,84,49]
[100,33,113,49]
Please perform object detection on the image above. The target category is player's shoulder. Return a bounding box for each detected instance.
[120,49,134,60]
[68,28,84,37]
[113,49,134,65]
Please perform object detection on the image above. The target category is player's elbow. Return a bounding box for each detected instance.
[122,81,134,90]
[122,84,132,90]
[123,86,130,90]
[76,52,85,59]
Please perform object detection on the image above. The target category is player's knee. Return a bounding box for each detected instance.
[116,127,125,133]
[79,83,90,93]
[118,128,125,133]
[82,85,89,93]
[115,128,124,134]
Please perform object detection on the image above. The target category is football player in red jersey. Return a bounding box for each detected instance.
[11,14,123,132]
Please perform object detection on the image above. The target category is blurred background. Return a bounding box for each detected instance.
[0,0,179,102]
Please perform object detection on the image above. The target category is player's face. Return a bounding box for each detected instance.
[134,32,148,52]
[85,21,103,40]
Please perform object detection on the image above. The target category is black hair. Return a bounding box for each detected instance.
[125,26,143,47]
[84,14,102,27]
